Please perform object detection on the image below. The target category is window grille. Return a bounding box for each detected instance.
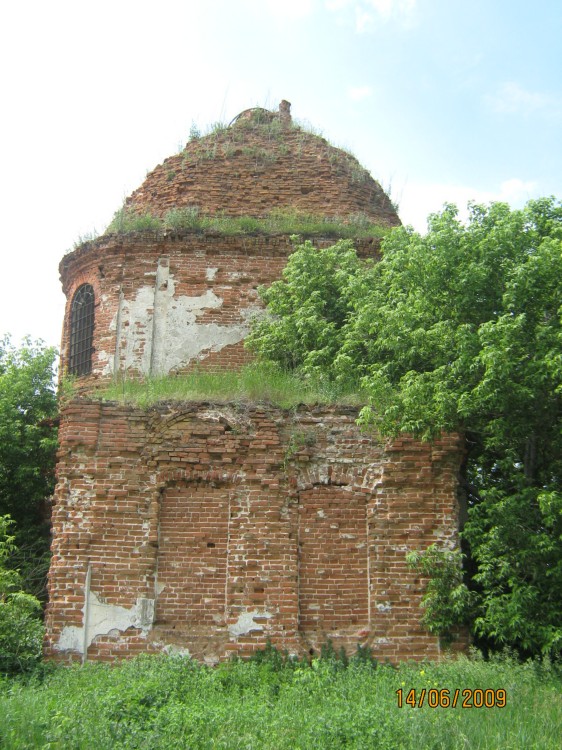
[69,284,95,376]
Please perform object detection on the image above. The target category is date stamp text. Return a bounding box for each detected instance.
[396,688,506,708]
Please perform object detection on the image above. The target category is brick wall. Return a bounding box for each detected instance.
[124,113,400,227]
[59,233,382,382]
[45,400,464,664]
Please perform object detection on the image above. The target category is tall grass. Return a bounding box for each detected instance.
[100,364,365,409]
[102,207,387,241]
[1,651,560,749]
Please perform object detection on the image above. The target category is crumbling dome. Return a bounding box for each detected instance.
[58,102,399,381]
[123,101,400,224]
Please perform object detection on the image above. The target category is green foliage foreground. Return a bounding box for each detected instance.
[0,337,57,602]
[247,198,562,658]
[1,652,560,749]
[0,516,44,674]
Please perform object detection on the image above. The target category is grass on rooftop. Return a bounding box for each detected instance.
[101,207,388,242]
[100,364,365,410]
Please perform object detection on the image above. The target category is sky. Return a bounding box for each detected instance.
[1,0,561,352]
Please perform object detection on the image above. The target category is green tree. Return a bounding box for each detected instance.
[247,238,365,375]
[0,337,58,600]
[0,515,44,673]
[248,199,562,656]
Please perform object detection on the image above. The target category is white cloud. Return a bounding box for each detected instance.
[263,0,317,19]
[397,178,539,233]
[325,0,417,31]
[367,0,397,18]
[348,85,373,101]
[495,178,540,203]
[325,0,350,9]
[488,81,557,116]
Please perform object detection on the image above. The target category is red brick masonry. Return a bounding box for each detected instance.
[45,400,464,664]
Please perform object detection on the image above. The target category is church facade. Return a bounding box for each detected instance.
[45,102,464,663]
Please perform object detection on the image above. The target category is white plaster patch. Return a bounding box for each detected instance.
[112,271,257,375]
[228,610,273,636]
[55,591,155,654]
[118,285,155,375]
[56,625,83,653]
[162,644,191,658]
[376,601,392,613]
[240,304,263,322]
[98,350,113,376]
[165,322,247,371]
[205,267,218,280]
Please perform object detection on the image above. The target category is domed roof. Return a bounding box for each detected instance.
[123,101,400,227]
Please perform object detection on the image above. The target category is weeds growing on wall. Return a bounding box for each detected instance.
[100,364,365,409]
[105,209,162,234]
[90,109,393,249]
[101,206,387,242]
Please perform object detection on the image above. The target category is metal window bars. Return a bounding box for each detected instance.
[69,284,95,376]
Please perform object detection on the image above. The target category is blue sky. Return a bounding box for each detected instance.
[1,0,561,351]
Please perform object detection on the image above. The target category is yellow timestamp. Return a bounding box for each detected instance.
[396,688,507,709]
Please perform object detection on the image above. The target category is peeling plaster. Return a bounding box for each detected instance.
[56,591,155,654]
[98,350,113,376]
[162,644,191,658]
[228,610,273,636]
[109,272,258,375]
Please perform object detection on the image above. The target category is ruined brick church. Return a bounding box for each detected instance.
[45,102,463,663]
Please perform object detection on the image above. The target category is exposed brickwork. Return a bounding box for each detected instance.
[298,486,369,644]
[49,103,466,665]
[123,104,400,227]
[59,233,382,381]
[45,401,464,664]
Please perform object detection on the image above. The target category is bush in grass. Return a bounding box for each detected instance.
[0,516,44,674]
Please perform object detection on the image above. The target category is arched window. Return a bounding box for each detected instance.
[69,284,95,376]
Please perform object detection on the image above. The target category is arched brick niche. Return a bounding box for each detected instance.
[297,485,369,650]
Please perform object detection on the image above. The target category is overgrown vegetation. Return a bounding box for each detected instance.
[181,112,369,179]
[247,199,562,658]
[0,338,57,603]
[92,109,387,246]
[100,363,365,409]
[407,545,477,644]
[0,516,44,674]
[1,650,560,749]
[102,206,387,241]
